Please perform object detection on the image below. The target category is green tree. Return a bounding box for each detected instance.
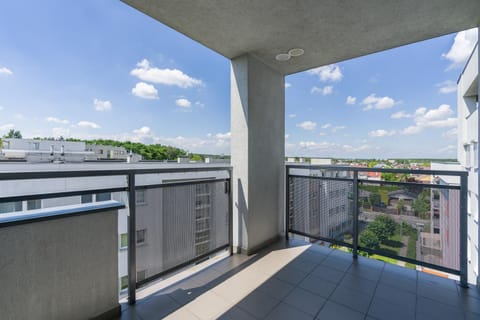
[367,215,396,243]
[413,189,431,219]
[369,193,381,207]
[3,129,22,139]
[381,172,399,182]
[360,229,380,249]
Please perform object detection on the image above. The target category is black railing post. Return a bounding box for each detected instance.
[352,170,359,259]
[285,166,290,241]
[127,172,137,304]
[460,172,468,288]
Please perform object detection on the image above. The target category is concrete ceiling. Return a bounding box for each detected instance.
[122,0,480,75]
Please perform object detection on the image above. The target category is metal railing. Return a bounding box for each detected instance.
[0,165,233,304]
[285,164,468,286]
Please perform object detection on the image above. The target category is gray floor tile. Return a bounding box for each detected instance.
[299,250,329,264]
[217,307,256,320]
[338,273,377,296]
[368,296,415,320]
[310,265,345,284]
[417,282,461,307]
[265,302,314,320]
[383,263,417,281]
[237,289,280,319]
[274,265,309,285]
[461,296,480,315]
[330,286,373,313]
[379,272,416,293]
[289,257,320,273]
[374,283,416,312]
[299,273,338,298]
[257,277,295,300]
[355,256,386,270]
[465,311,480,320]
[417,272,458,292]
[416,296,463,320]
[316,301,365,320]
[283,287,326,316]
[116,307,141,320]
[136,293,180,320]
[321,256,353,272]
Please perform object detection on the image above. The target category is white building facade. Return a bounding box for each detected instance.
[457,37,479,285]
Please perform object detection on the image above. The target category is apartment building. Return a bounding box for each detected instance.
[288,161,353,242]
[0,161,228,294]
[457,39,480,285]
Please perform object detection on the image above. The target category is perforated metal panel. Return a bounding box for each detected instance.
[135,180,229,280]
[289,176,354,244]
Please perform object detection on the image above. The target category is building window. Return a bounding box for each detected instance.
[27,199,41,210]
[136,190,146,205]
[137,270,146,282]
[81,194,93,203]
[120,233,128,249]
[96,192,111,202]
[136,229,146,245]
[33,142,40,150]
[120,276,128,290]
[0,201,22,214]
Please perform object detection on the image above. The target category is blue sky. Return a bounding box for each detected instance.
[0,1,478,158]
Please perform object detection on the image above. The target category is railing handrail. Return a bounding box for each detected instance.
[285,163,468,177]
[0,165,232,181]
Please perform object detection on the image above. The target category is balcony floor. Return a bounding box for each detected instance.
[119,239,480,320]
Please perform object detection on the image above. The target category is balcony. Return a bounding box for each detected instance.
[0,164,478,319]
[117,238,480,320]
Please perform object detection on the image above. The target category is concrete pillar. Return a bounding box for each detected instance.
[231,54,285,254]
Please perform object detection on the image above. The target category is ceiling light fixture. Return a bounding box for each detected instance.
[275,53,291,61]
[288,48,304,57]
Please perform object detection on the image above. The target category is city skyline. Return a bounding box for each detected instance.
[0,1,478,158]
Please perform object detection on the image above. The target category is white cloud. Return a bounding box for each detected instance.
[0,123,15,132]
[285,134,290,139]
[46,116,69,124]
[442,127,458,138]
[0,67,13,76]
[0,106,3,111]
[442,28,478,70]
[311,85,333,95]
[391,111,413,119]
[14,113,24,120]
[401,104,457,135]
[297,121,317,131]
[361,94,396,110]
[285,82,291,88]
[175,98,192,108]
[307,64,343,82]
[133,126,151,135]
[332,125,346,133]
[94,99,112,111]
[368,129,396,137]
[288,113,297,118]
[346,96,356,105]
[321,123,331,129]
[436,80,457,94]
[195,101,205,108]
[132,82,159,100]
[319,132,327,136]
[77,121,101,129]
[215,132,231,139]
[130,59,202,88]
